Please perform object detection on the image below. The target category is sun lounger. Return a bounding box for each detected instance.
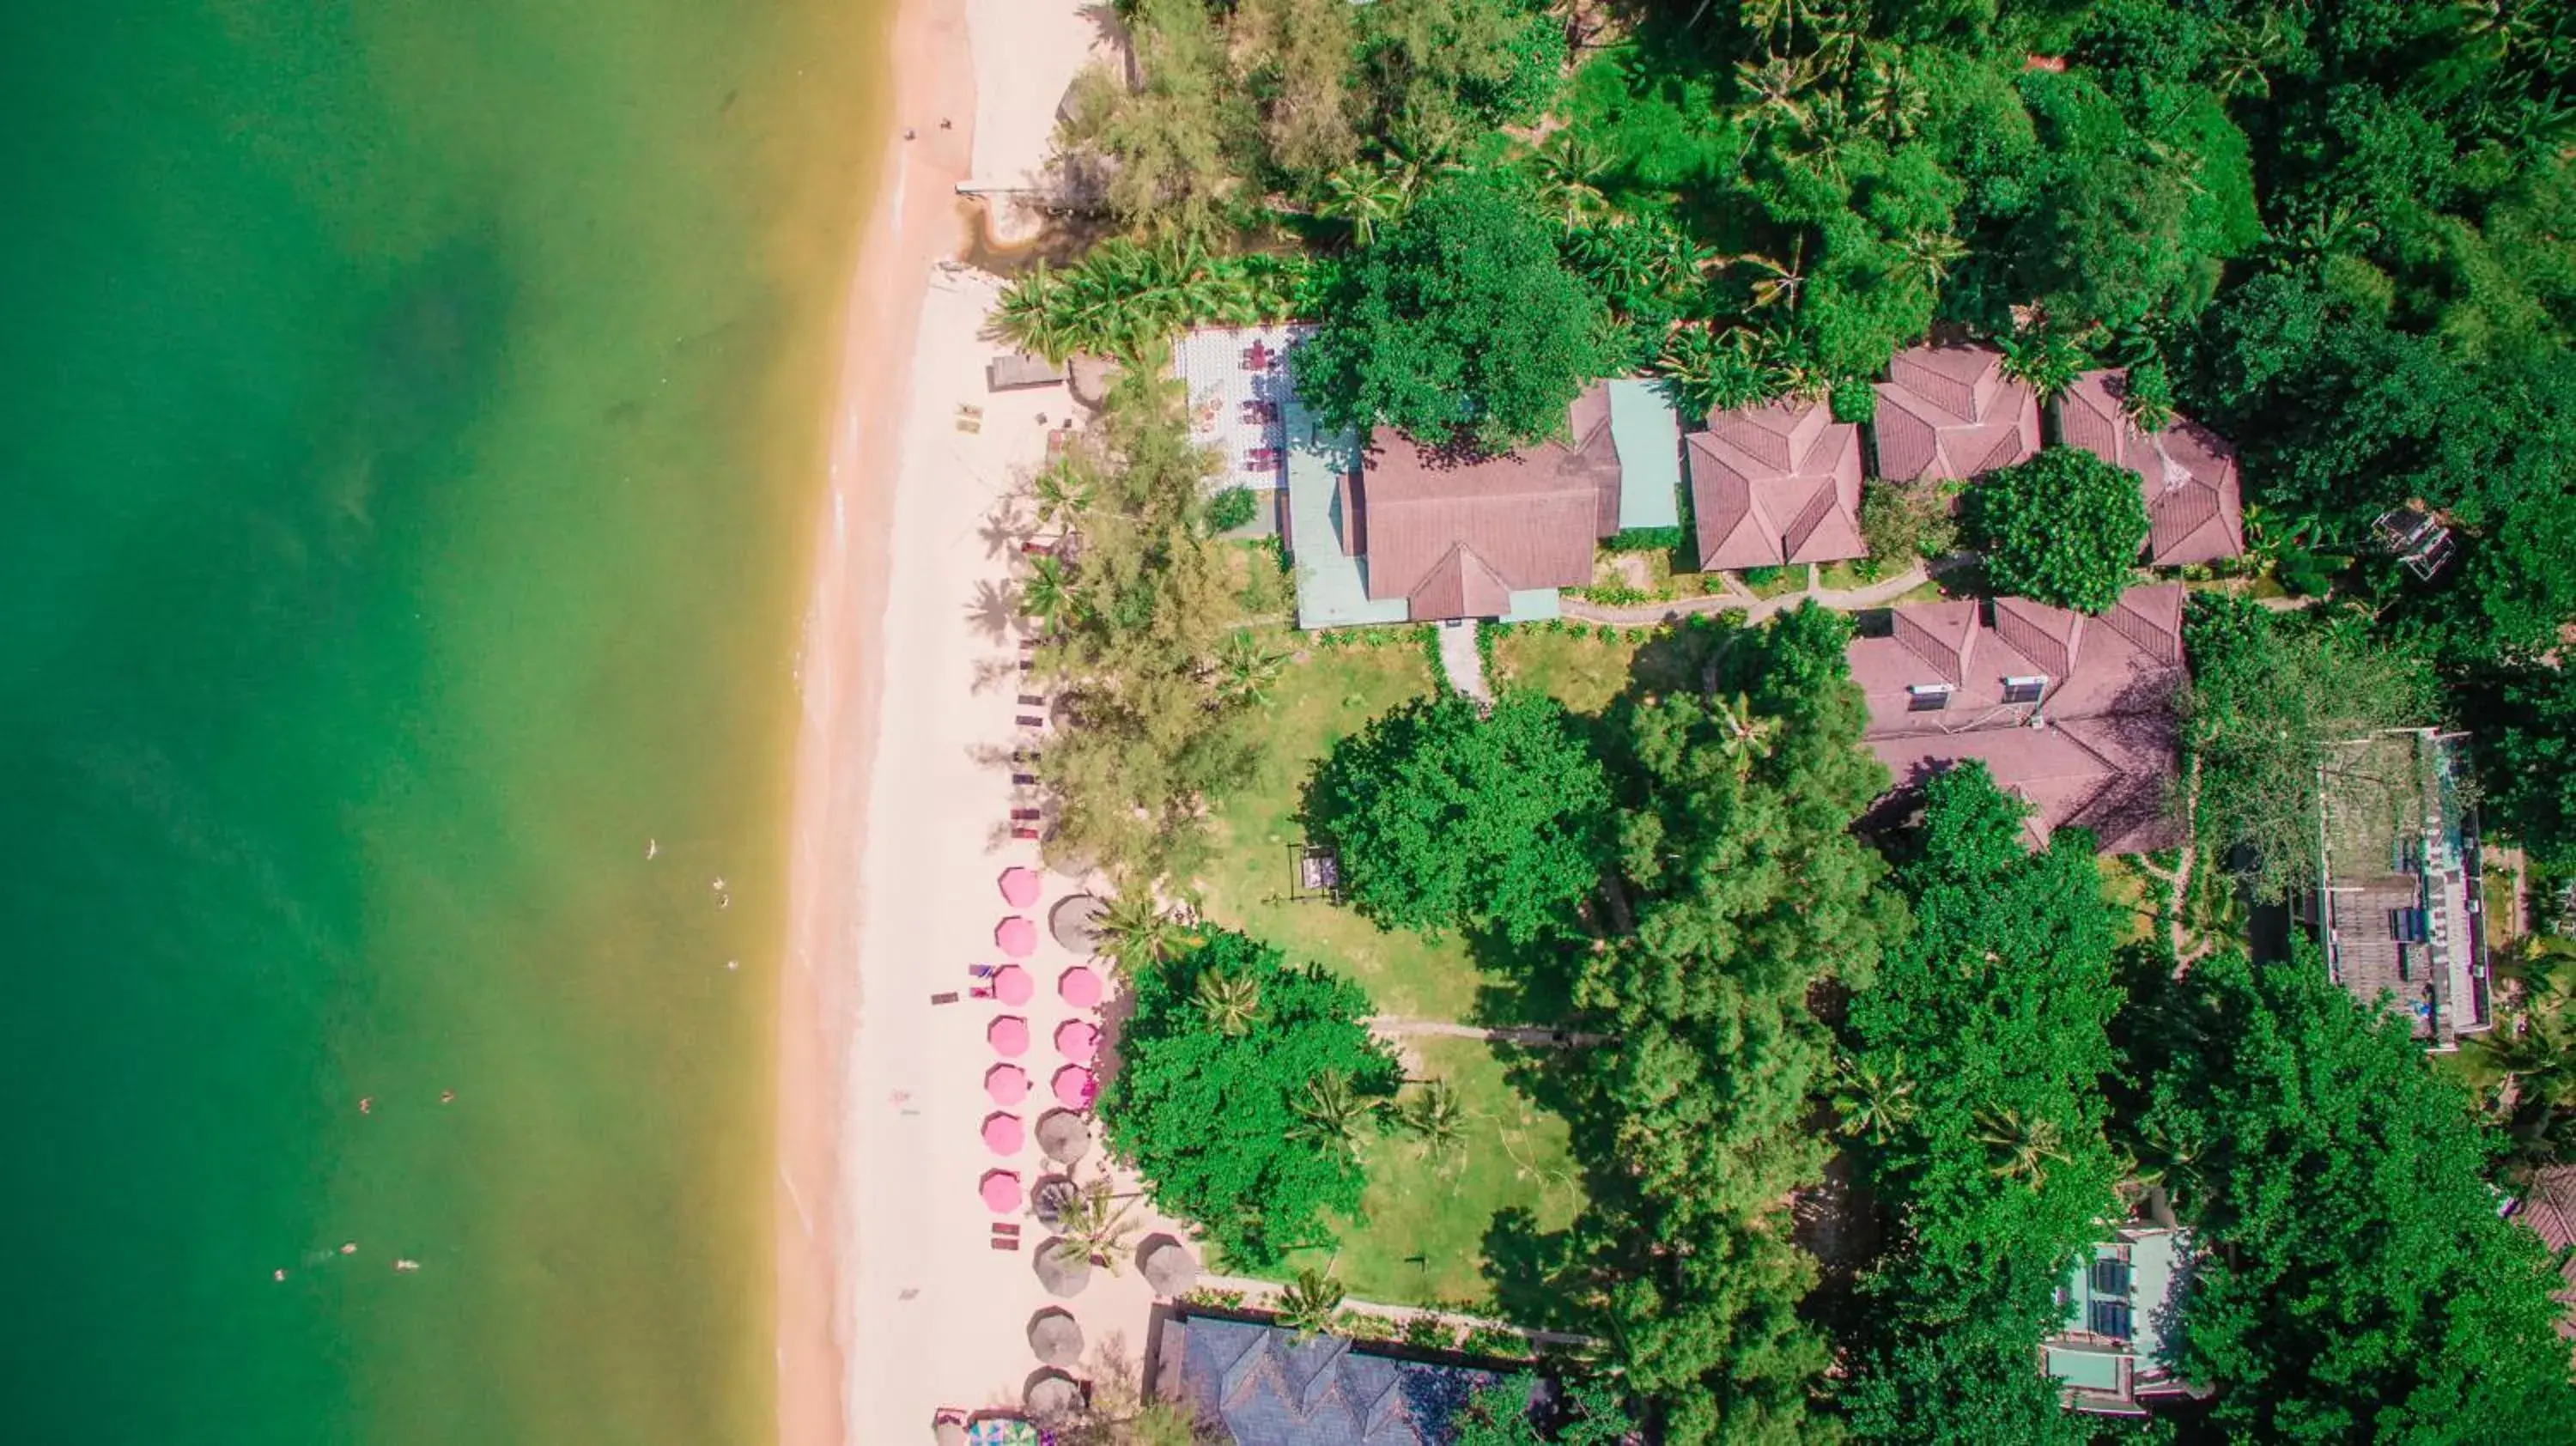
[1012,827,1040,841]
[990,1236,1021,1252]
[1012,773,1038,786]
[930,991,960,1006]
[1017,693,1045,707]
[1011,808,1041,821]
[1017,714,1044,728]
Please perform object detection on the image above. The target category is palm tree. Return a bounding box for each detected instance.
[1895,228,1968,292]
[993,259,1074,363]
[1398,1079,1464,1151]
[1192,968,1264,1036]
[1996,325,2086,403]
[1097,890,1190,973]
[1022,554,1076,633]
[1735,242,1807,313]
[1710,690,1780,774]
[1530,132,1613,231]
[1658,325,1775,417]
[1733,55,1818,136]
[1274,1268,1346,1337]
[1315,165,1406,247]
[1854,47,1928,140]
[1030,465,1094,537]
[1054,1176,1141,1269]
[1832,1055,1917,1143]
[1977,1107,2073,1189]
[1291,1069,1378,1151]
[1213,631,1287,707]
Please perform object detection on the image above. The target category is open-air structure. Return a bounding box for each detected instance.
[2300,727,2494,1050]
[1846,584,2188,854]
[1148,1311,1528,1446]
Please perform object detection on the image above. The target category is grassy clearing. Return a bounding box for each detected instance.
[1490,628,1646,713]
[1739,564,1811,598]
[1818,557,1898,591]
[2097,856,2163,947]
[1284,1036,1588,1309]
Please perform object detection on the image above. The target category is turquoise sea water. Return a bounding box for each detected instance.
[0,2,880,1440]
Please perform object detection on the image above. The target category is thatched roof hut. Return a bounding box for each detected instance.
[1033,1237,1092,1297]
[1138,1234,1200,1297]
[1028,1307,1084,1367]
[1036,1109,1092,1166]
[1024,1370,1084,1423]
[1049,893,1106,955]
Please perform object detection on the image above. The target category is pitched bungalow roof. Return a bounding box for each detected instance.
[1848,584,2188,854]
[2057,370,2247,566]
[2512,1164,2576,1340]
[1873,343,2043,482]
[1157,1314,1516,1446]
[1687,398,1866,570]
[1355,386,1621,622]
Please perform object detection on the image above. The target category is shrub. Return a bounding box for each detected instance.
[1205,485,1261,534]
[1604,526,1686,554]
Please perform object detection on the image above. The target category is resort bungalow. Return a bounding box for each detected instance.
[2301,727,2494,1050]
[1148,1310,1531,1445]
[1289,380,1683,628]
[1686,396,1865,572]
[2054,369,2247,567]
[2506,1164,2576,1340]
[2044,1221,2204,1417]
[1846,584,2188,854]
[1872,341,2043,483]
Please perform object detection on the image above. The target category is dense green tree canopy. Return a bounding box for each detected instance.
[1297,173,1613,447]
[2470,665,2576,867]
[1558,605,1896,1444]
[2130,945,2576,1441]
[1097,929,1398,1268]
[1838,763,2122,1443]
[1306,689,1612,943]
[2175,595,2439,901]
[1451,1375,1633,1446]
[1965,447,2148,613]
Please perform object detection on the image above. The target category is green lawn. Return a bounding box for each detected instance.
[1285,1036,1588,1309]
[1817,557,1894,591]
[1198,643,1599,1311]
[2097,856,2163,947]
[1738,564,1812,598]
[1489,628,1645,714]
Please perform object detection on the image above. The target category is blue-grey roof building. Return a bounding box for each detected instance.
[1151,1313,1524,1445]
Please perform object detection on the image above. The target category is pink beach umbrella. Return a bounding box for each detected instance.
[985,1062,1030,1105]
[991,964,1035,1006]
[982,1112,1025,1155]
[996,916,1038,958]
[1052,1064,1098,1110]
[988,1015,1031,1057]
[1057,966,1103,1009]
[998,866,1042,908]
[981,1168,1023,1213]
[1054,1018,1100,1065]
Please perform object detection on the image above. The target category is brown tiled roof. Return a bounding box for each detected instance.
[1354,386,1621,621]
[1687,399,1867,569]
[2057,370,2247,566]
[1873,343,2042,483]
[1849,584,2187,854]
[2514,1165,2576,1339]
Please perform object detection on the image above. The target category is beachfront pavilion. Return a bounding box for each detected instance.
[1148,1310,1534,1445]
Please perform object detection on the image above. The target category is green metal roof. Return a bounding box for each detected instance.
[1607,380,1683,532]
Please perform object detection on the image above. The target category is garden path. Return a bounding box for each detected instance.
[1560,562,1935,625]
[1368,1016,1609,1048]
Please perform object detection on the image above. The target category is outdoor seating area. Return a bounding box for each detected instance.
[974,866,1108,1241]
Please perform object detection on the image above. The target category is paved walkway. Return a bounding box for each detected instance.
[1195,1273,1602,1348]
[1368,1016,1610,1048]
[1435,620,1491,704]
[1560,562,1937,625]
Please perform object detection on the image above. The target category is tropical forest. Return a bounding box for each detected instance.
[993,0,2576,1441]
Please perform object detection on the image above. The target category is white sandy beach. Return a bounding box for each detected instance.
[777,1,1164,1442]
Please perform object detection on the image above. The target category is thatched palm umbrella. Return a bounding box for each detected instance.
[1031,1174,1078,1230]
[1049,893,1106,955]
[1138,1235,1200,1297]
[1027,1307,1084,1367]
[1024,1370,1084,1423]
[932,1419,965,1446]
[1033,1236,1092,1297]
[1036,1109,1092,1166]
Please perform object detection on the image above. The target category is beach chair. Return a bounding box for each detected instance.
[930,991,961,1006]
[1012,827,1041,841]
[1017,714,1045,728]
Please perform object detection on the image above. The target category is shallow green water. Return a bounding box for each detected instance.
[0,2,879,1440]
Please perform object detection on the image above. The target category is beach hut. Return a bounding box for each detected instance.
[981,1169,1024,1214]
[997,866,1042,908]
[1053,1018,1099,1065]
[988,1015,1031,1057]
[1027,1308,1084,1367]
[983,1113,1026,1156]
[1024,1371,1084,1424]
[991,964,1035,1006]
[1033,1236,1092,1297]
[1051,1065,1097,1110]
[1048,894,1106,955]
[996,916,1038,958]
[987,351,1066,393]
[985,1062,1030,1105]
[1036,1109,1091,1166]
[932,1418,966,1446]
[1139,1235,1200,1297]
[1031,1175,1077,1230]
